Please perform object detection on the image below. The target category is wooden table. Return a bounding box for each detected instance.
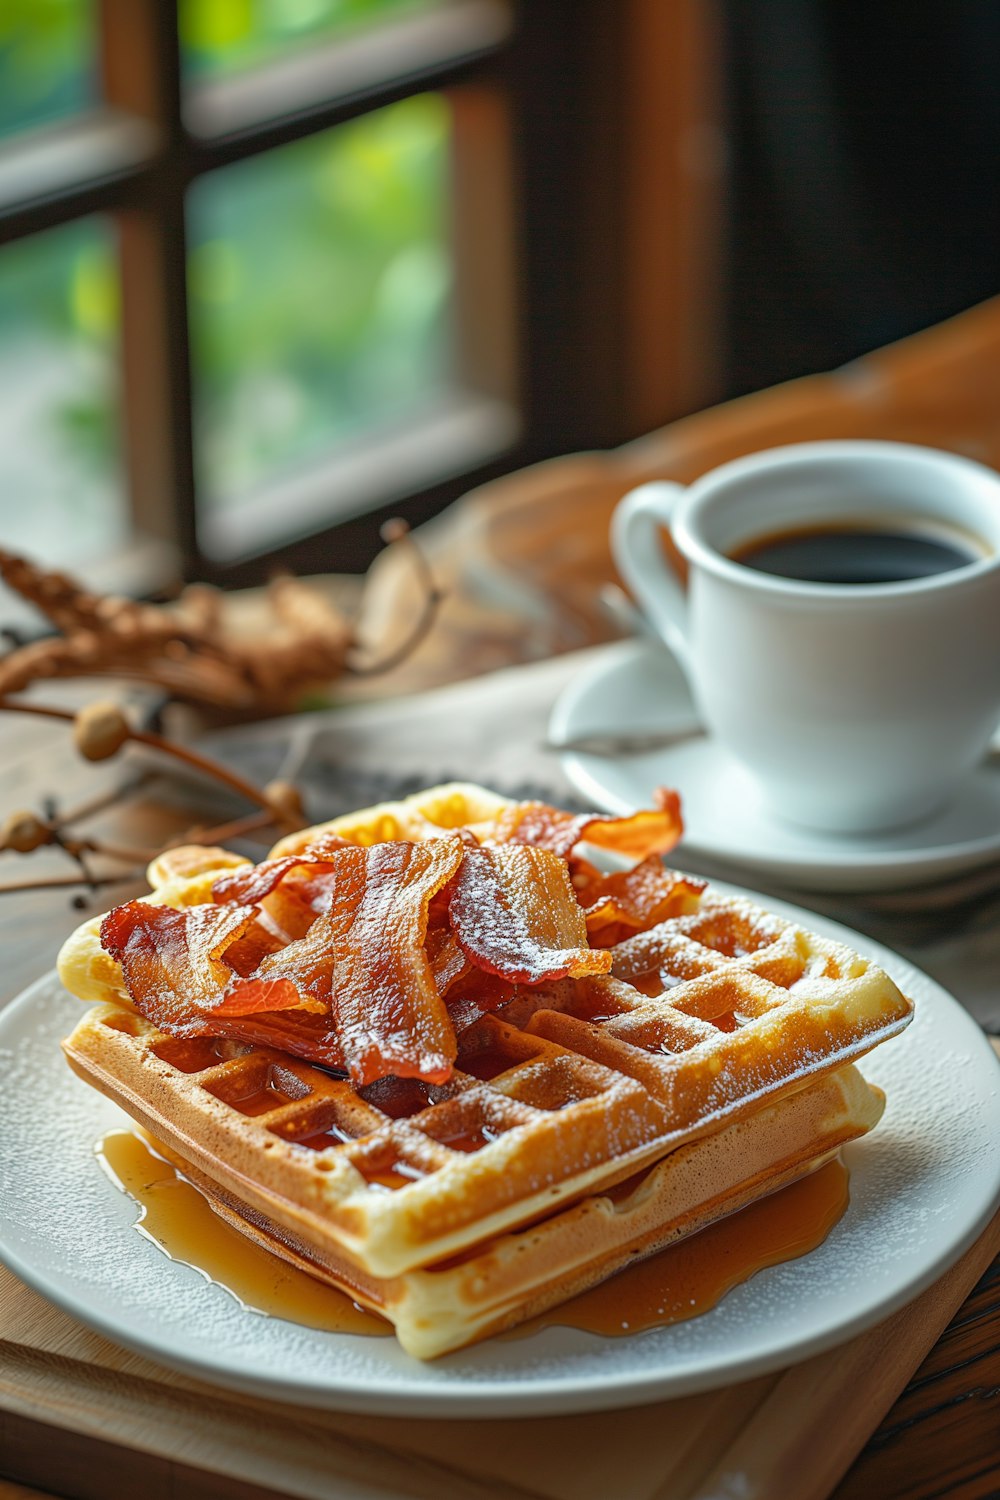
[0,665,998,1499]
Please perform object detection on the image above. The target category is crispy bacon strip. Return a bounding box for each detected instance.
[213,855,329,907]
[445,968,516,1033]
[204,1008,346,1071]
[213,845,348,943]
[211,831,350,906]
[448,843,612,985]
[99,901,317,1035]
[426,926,470,996]
[573,856,705,936]
[492,791,683,861]
[221,914,287,976]
[231,908,348,1012]
[233,837,465,1086]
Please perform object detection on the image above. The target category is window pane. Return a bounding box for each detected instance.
[189,93,454,521]
[0,219,124,570]
[0,1,95,141]
[180,0,441,78]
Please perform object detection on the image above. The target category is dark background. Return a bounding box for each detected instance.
[723,0,1000,396]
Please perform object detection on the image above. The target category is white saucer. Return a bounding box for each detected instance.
[550,639,1000,893]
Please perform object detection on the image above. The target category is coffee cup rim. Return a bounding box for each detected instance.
[672,439,1000,600]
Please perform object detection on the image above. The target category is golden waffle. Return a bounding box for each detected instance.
[62,902,908,1278]
[65,1000,676,1276]
[58,782,911,1324]
[151,1066,881,1359]
[267,782,515,857]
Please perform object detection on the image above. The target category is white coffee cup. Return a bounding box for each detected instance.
[611,440,1000,833]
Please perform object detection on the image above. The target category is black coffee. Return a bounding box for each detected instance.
[731,522,984,585]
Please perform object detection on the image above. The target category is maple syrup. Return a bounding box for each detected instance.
[225,1081,298,1117]
[526,1158,849,1338]
[96,1131,848,1345]
[96,1131,389,1336]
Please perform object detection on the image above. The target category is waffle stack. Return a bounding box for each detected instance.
[59,784,911,1358]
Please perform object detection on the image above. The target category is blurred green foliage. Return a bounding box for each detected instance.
[191,94,451,504]
[0,220,118,478]
[0,0,92,140]
[0,0,437,137]
[180,0,436,76]
[0,0,450,532]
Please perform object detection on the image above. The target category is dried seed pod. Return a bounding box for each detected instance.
[380,517,409,544]
[264,779,305,827]
[1,809,50,853]
[74,701,131,762]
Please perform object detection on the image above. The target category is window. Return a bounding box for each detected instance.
[0,1,723,587]
[0,215,123,564]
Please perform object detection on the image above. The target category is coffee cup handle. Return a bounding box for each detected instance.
[611,482,692,674]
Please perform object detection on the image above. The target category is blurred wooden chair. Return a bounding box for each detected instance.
[357,295,1000,695]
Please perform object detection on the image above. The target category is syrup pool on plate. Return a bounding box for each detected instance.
[97,1130,849,1344]
[529,1158,849,1338]
[96,1130,389,1337]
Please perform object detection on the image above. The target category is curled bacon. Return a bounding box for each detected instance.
[213,855,328,907]
[221,914,287,977]
[99,901,316,1036]
[492,791,683,861]
[232,837,465,1086]
[573,856,705,938]
[211,829,350,904]
[213,843,347,942]
[99,792,689,1091]
[448,842,612,985]
[444,967,516,1033]
[202,1008,347,1071]
[426,926,470,996]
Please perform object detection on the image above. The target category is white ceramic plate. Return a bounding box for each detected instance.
[551,638,1000,893]
[2,900,998,1418]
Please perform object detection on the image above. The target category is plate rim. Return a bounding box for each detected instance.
[2,915,999,1418]
[551,638,1000,891]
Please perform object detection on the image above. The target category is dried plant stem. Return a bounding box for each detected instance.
[176,808,275,846]
[0,873,138,897]
[50,778,148,831]
[0,805,279,897]
[0,698,302,830]
[0,701,75,725]
[69,836,160,865]
[127,727,290,821]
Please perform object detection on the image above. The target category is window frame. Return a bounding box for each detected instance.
[0,0,724,584]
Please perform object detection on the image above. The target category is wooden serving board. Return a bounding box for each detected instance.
[1,1205,997,1500]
